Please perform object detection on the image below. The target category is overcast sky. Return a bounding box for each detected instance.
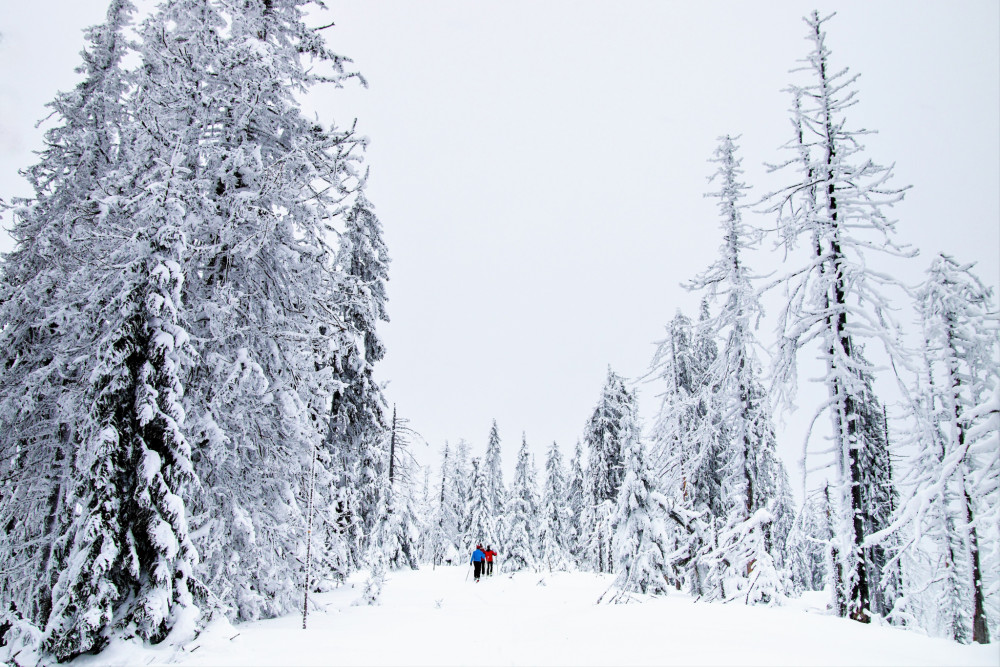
[2,2,998,497]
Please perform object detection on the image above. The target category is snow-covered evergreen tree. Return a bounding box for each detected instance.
[604,430,673,601]
[765,10,910,623]
[152,0,369,624]
[324,194,391,572]
[451,439,474,549]
[0,2,135,657]
[685,136,794,604]
[483,420,506,536]
[503,434,540,572]
[429,443,460,566]
[464,459,498,550]
[566,440,587,567]
[885,255,998,642]
[584,368,636,573]
[539,441,573,572]
[381,407,420,571]
[786,494,830,594]
[647,311,717,593]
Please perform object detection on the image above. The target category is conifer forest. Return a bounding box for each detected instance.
[0,2,997,664]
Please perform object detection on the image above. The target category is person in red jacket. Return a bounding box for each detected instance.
[483,545,497,576]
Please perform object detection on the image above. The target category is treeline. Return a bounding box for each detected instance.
[417,10,998,647]
[0,3,996,665]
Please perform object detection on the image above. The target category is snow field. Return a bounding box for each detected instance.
[72,566,996,667]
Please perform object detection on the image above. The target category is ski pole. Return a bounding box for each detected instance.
[465,562,471,582]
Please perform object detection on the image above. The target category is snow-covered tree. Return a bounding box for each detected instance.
[585,368,638,573]
[647,311,718,593]
[765,10,911,623]
[324,194,391,571]
[566,440,587,566]
[539,441,573,572]
[484,420,506,528]
[685,136,794,604]
[503,434,540,572]
[429,442,460,566]
[0,3,135,656]
[786,494,831,594]
[604,431,673,601]
[885,255,998,643]
[380,407,420,571]
[464,459,498,550]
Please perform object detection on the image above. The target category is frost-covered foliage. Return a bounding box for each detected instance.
[679,136,795,604]
[539,441,573,572]
[428,443,461,566]
[566,440,588,566]
[584,368,635,573]
[483,420,506,538]
[765,10,910,623]
[604,423,673,601]
[503,435,540,573]
[786,495,831,594]
[463,459,498,550]
[1,0,384,660]
[884,255,998,643]
[647,310,719,594]
[324,195,392,573]
[381,408,421,571]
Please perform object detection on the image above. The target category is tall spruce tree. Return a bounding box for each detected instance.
[504,434,540,572]
[766,11,910,623]
[647,311,716,594]
[464,458,497,551]
[886,255,998,642]
[324,194,391,571]
[585,367,637,573]
[539,441,573,572]
[686,136,794,604]
[484,420,506,531]
[566,440,587,567]
[604,432,673,602]
[0,2,135,656]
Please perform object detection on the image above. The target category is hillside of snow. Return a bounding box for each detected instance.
[70,567,995,667]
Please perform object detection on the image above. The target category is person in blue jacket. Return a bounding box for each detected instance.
[470,544,486,582]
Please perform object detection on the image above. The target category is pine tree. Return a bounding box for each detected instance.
[324,194,391,571]
[539,441,573,572]
[430,442,460,566]
[381,407,420,571]
[464,459,497,550]
[886,255,998,642]
[566,440,587,567]
[504,434,540,572]
[766,11,911,623]
[647,312,717,593]
[786,495,830,594]
[585,368,637,573]
[145,0,369,623]
[484,419,506,531]
[604,431,673,601]
[0,3,134,654]
[686,136,794,604]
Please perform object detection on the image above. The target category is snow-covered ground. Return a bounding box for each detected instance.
[75,567,995,667]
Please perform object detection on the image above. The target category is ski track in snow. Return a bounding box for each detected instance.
[73,566,996,667]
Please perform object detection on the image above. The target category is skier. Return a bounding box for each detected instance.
[484,545,497,576]
[470,544,486,582]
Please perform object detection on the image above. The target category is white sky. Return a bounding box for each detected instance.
[1,2,998,499]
